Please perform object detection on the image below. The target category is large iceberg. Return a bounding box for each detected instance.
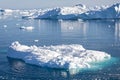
[35,4,88,20]
[79,3,120,19]
[34,3,120,20]
[8,41,111,70]
[1,3,120,20]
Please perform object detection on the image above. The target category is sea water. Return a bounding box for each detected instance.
[0,15,120,80]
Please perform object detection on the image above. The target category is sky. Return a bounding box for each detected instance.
[0,0,120,9]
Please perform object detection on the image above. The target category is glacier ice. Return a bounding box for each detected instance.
[8,41,111,70]
[79,3,120,19]
[34,3,120,20]
[1,3,120,20]
[36,4,88,20]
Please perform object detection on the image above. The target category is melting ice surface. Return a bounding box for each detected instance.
[8,41,111,74]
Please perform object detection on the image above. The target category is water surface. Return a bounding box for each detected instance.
[0,16,120,80]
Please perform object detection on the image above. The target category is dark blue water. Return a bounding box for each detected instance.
[0,16,120,80]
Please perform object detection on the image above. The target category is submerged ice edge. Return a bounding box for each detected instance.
[8,41,111,70]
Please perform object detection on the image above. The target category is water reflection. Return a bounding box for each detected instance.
[115,21,120,42]
[59,20,115,38]
[60,20,86,37]
[8,57,26,73]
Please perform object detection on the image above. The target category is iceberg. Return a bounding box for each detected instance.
[79,3,120,19]
[1,3,120,20]
[20,9,38,19]
[1,3,119,20]
[35,3,120,20]
[8,41,111,70]
[35,4,88,20]
[0,9,13,15]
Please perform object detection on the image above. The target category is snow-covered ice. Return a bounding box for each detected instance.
[36,4,88,20]
[8,41,111,70]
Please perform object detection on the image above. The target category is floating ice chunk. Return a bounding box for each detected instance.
[34,40,39,42]
[19,26,25,29]
[3,25,7,28]
[16,23,19,26]
[25,26,34,30]
[4,9,13,13]
[0,9,13,16]
[8,41,111,70]
[20,26,34,31]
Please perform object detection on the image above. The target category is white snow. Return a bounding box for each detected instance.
[8,41,111,70]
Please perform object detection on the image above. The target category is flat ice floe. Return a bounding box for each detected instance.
[8,41,111,70]
[19,26,34,31]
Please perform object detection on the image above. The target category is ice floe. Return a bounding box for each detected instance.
[8,41,111,70]
[19,26,34,31]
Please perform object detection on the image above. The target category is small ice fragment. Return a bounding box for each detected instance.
[34,40,39,42]
[108,25,111,28]
[25,26,34,30]
[3,25,7,28]
[16,23,19,26]
[58,19,63,22]
[19,26,25,29]
[19,26,34,31]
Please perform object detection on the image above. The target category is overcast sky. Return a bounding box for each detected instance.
[0,0,120,9]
